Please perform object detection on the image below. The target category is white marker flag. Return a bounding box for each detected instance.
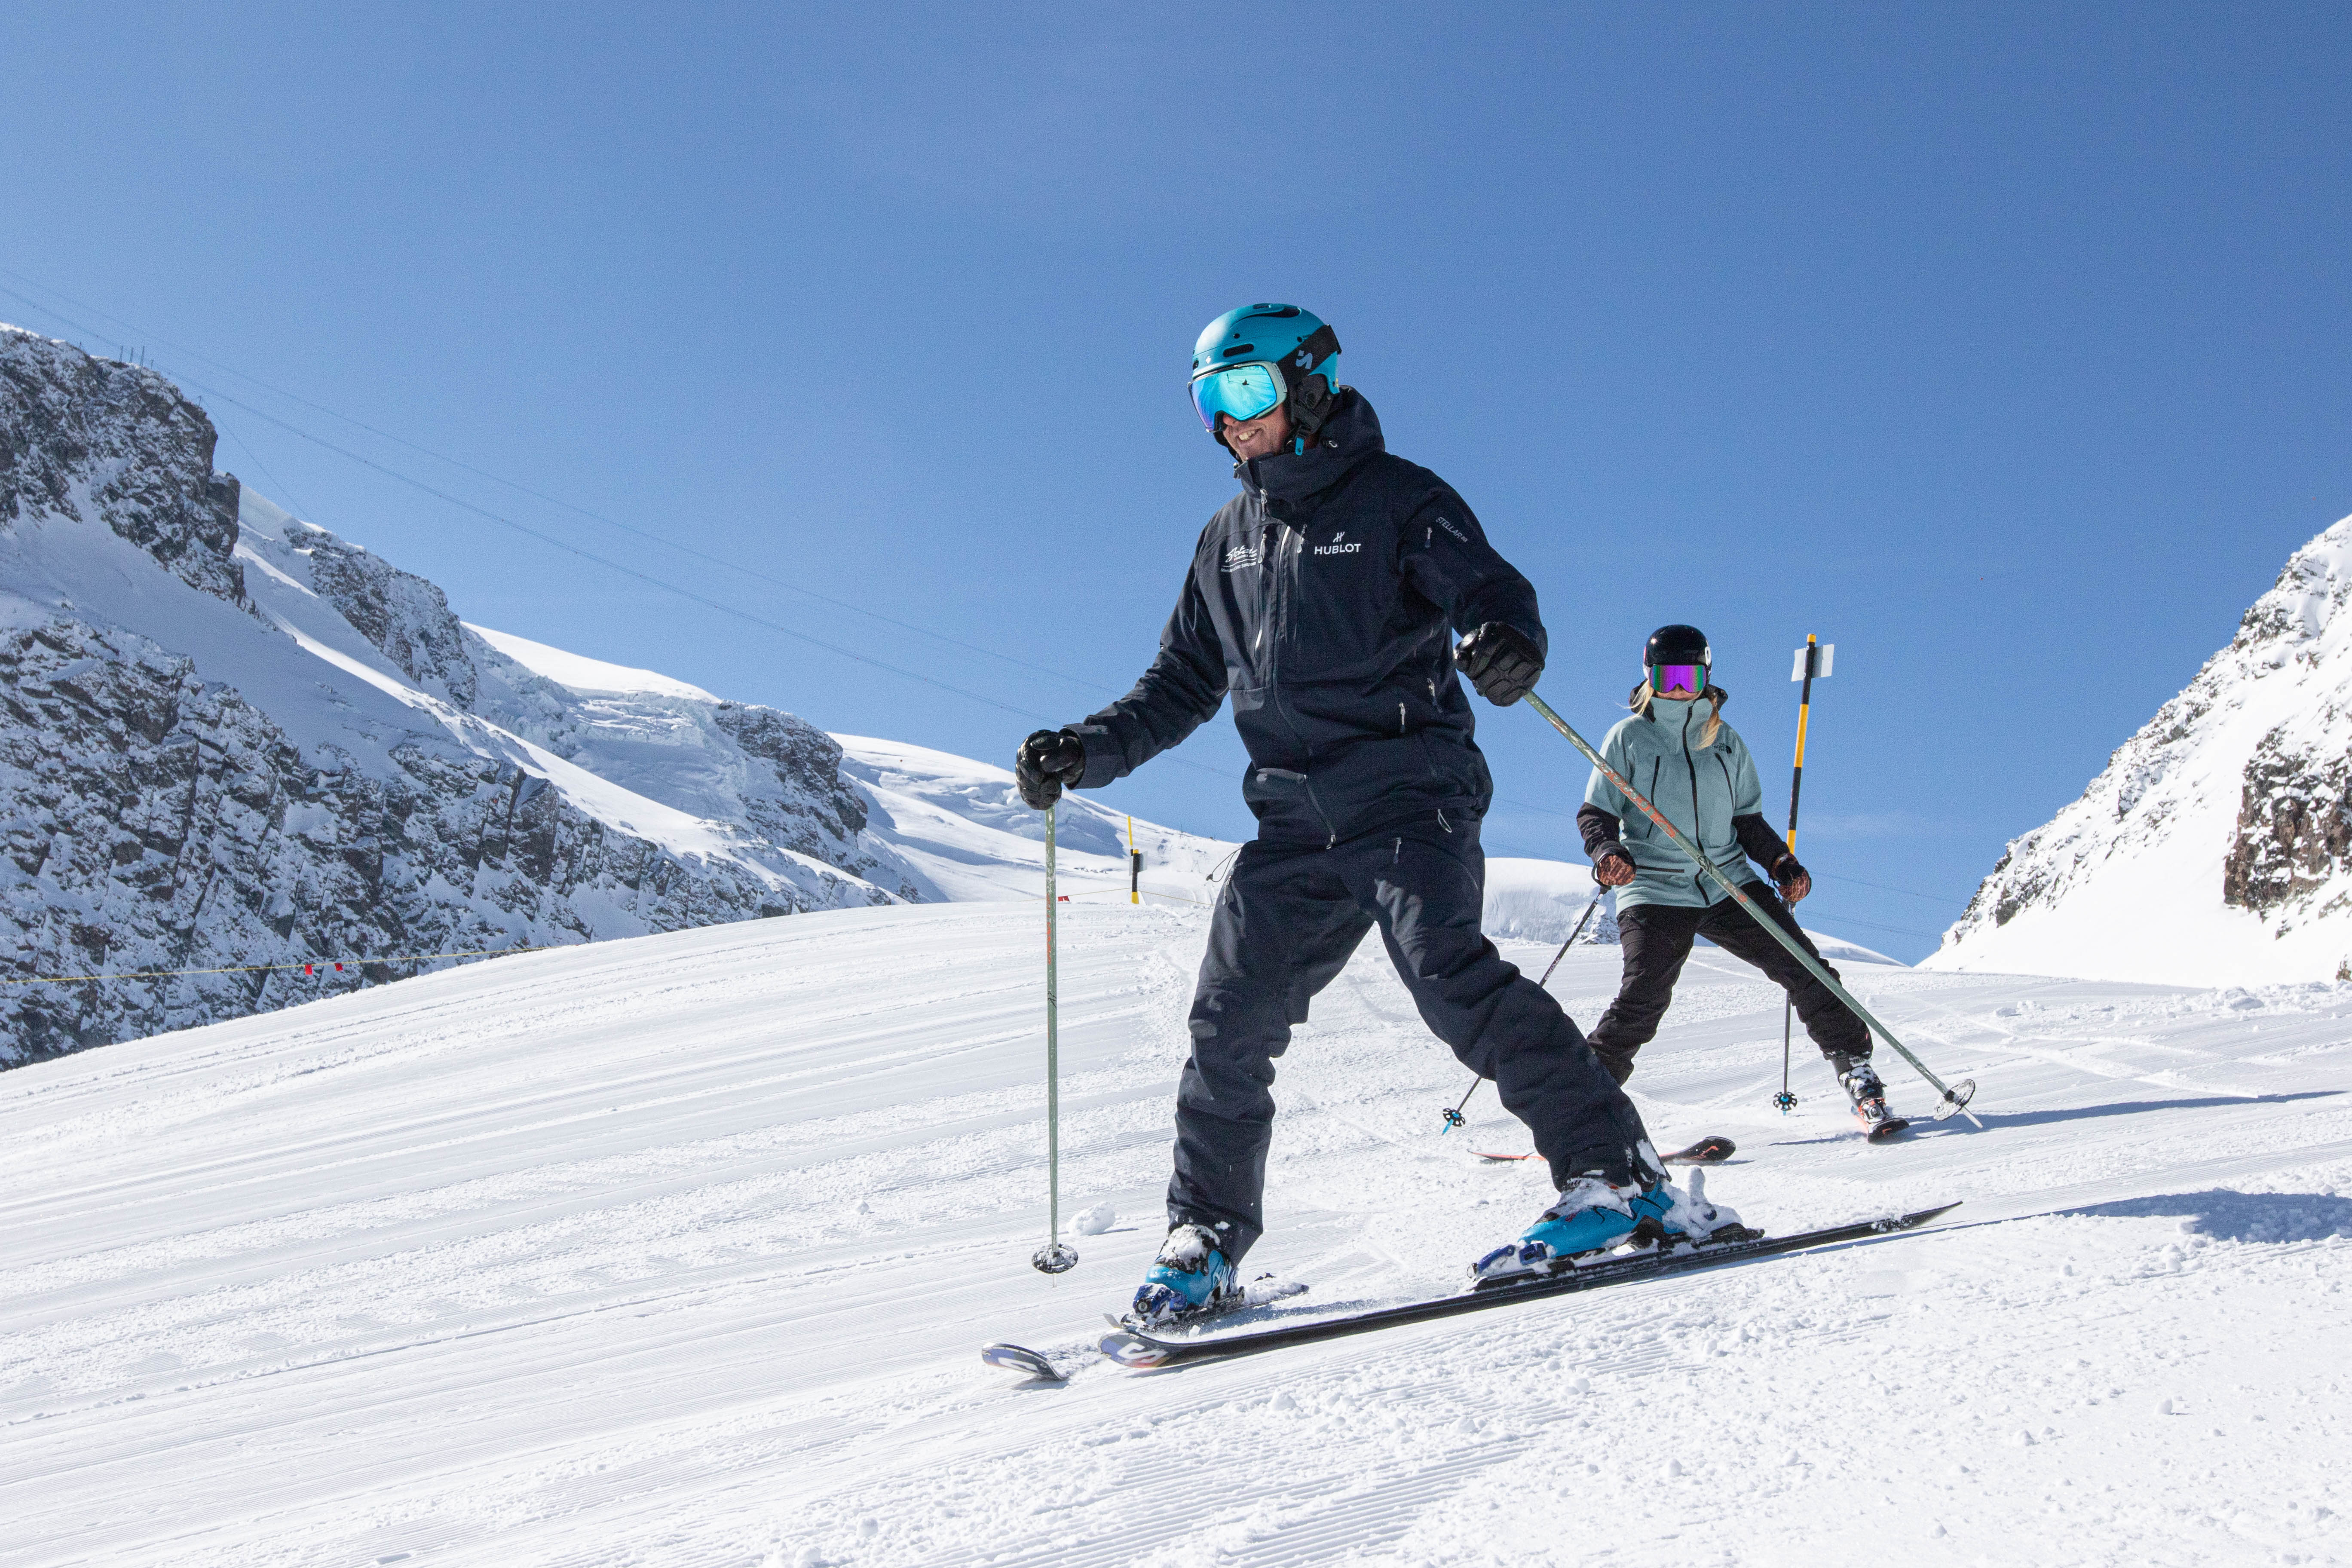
[1789,643,1835,681]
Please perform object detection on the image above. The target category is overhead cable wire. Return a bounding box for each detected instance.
[0,268,1113,698]
[1798,913,1947,942]
[181,373,1080,724]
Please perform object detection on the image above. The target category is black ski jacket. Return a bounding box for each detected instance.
[1072,390,1547,846]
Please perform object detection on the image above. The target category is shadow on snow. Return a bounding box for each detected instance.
[2061,1189,2352,1244]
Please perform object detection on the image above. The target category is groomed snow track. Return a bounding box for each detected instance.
[3,901,2347,1566]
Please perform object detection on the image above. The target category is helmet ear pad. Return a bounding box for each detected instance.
[1286,373,1337,445]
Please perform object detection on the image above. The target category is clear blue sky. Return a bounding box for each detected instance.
[4,3,2347,959]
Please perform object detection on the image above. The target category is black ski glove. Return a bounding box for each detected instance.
[1453,622,1544,706]
[1015,728,1087,811]
[1771,853,1811,905]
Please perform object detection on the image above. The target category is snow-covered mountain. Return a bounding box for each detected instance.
[0,326,1237,1063]
[1927,514,2352,985]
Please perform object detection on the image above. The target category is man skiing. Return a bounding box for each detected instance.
[1579,625,1896,1131]
[1014,304,1739,1326]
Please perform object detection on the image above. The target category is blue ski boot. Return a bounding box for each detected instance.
[1471,1175,1639,1282]
[1472,1170,1749,1283]
[1127,1222,1241,1328]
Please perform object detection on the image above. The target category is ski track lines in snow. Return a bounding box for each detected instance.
[2,907,2348,1567]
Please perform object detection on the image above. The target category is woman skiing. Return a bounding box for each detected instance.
[1578,625,1896,1131]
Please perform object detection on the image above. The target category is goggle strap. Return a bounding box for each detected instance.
[1287,323,1340,377]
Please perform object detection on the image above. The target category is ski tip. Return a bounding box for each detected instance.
[1883,1201,1962,1231]
[1098,1330,1170,1369]
[980,1342,1067,1381]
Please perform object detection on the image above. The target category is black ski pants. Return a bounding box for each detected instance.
[1169,819,1652,1262]
[1585,884,1871,1085]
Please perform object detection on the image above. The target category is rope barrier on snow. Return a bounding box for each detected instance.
[2,944,563,986]
[1010,885,1217,908]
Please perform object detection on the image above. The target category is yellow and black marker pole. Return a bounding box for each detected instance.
[1777,635,1831,1112]
[1128,815,1141,905]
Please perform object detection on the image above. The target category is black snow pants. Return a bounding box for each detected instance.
[1584,884,1871,1086]
[1169,818,1652,1262]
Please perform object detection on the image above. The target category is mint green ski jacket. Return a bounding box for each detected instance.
[1579,699,1791,911]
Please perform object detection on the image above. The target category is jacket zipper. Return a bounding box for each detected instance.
[1264,519,1339,848]
[1681,706,1707,899]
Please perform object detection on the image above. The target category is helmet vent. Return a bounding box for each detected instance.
[1222,344,1254,358]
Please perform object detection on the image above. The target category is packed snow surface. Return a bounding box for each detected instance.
[3,901,2345,1566]
[467,623,720,702]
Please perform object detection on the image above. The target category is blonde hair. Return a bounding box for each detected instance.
[1629,680,1727,747]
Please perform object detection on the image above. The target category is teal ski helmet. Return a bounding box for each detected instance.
[1189,303,1342,450]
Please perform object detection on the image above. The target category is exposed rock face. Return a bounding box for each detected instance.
[2222,732,2352,916]
[0,325,903,1064]
[1,331,246,605]
[303,536,478,708]
[1927,515,2352,985]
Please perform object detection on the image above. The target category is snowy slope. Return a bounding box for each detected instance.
[2,900,2343,1567]
[1928,514,2352,986]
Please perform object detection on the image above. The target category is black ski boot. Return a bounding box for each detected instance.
[1835,1058,1909,1142]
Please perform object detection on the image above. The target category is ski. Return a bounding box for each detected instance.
[979,1341,1066,1381]
[980,1274,1309,1381]
[1866,1115,1912,1142]
[1097,1202,1959,1371]
[1475,1134,1735,1166]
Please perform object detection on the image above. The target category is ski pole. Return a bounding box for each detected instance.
[1522,689,1980,1126]
[1444,890,1605,1133]
[1033,801,1078,1274]
[1777,635,1828,1114]
[1538,891,1607,990]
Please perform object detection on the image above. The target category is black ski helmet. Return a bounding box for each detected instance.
[1644,625,1712,668]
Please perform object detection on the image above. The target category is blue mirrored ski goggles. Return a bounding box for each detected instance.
[1190,361,1288,432]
